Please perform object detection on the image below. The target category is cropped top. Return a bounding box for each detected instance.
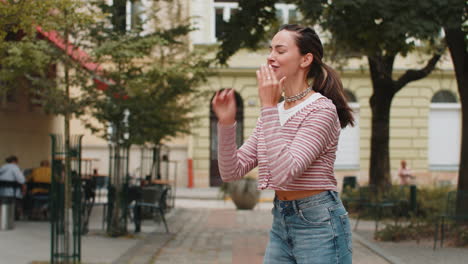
[217,97,341,191]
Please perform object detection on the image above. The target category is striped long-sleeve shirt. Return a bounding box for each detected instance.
[217,97,341,191]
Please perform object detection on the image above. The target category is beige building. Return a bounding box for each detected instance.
[188,0,461,188]
[0,0,460,190]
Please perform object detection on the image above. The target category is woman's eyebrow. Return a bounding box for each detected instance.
[269,44,287,49]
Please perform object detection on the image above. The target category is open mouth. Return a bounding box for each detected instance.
[270,65,279,71]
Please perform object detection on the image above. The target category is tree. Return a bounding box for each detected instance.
[417,1,467,212]
[83,0,211,235]
[1,0,99,261]
[216,0,445,189]
[437,1,467,192]
[0,0,58,95]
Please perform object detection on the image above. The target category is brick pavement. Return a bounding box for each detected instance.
[120,207,389,264]
[4,189,467,264]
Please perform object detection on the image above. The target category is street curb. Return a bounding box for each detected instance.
[352,232,405,264]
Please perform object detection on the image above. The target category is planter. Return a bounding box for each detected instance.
[221,178,261,210]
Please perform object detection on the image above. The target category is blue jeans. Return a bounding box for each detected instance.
[264,191,352,264]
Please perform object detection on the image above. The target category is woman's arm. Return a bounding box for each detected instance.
[261,105,339,186]
[217,122,259,182]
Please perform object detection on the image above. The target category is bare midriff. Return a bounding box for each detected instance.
[275,190,327,201]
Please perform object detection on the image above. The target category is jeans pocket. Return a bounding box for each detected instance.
[297,206,331,226]
[339,213,353,253]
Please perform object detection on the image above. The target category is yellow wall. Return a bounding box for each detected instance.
[189,49,459,188]
[0,86,61,170]
[1,1,459,189]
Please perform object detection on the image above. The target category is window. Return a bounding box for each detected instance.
[431,90,458,103]
[126,0,150,33]
[213,2,239,41]
[428,90,460,170]
[211,2,299,42]
[275,3,299,24]
[335,90,360,170]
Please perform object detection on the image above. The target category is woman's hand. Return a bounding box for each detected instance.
[256,64,286,107]
[211,89,236,125]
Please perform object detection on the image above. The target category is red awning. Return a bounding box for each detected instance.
[36,26,112,90]
[1,0,114,91]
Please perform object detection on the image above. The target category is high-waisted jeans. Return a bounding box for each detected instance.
[264,191,352,264]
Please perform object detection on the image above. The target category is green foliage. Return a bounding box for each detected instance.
[0,0,100,117]
[216,0,278,65]
[416,185,454,220]
[375,223,419,242]
[373,185,455,242]
[0,0,56,41]
[1,0,212,147]
[216,0,452,63]
[458,226,468,247]
[81,0,213,146]
[316,0,443,57]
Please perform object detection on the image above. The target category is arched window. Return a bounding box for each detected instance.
[335,89,360,170]
[431,90,458,103]
[428,90,460,170]
[209,89,243,186]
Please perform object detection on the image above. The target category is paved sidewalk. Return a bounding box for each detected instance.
[1,187,467,263]
[351,218,468,264]
[0,202,388,263]
[145,207,389,264]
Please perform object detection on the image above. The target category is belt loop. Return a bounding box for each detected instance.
[329,190,338,201]
[292,199,299,214]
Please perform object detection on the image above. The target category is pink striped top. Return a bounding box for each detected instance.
[217,97,341,191]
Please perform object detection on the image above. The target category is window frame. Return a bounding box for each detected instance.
[211,2,299,43]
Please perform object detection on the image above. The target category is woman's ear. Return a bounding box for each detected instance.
[301,53,313,68]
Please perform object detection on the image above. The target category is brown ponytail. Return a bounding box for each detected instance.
[279,24,354,128]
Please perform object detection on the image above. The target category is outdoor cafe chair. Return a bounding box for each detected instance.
[27,182,51,220]
[129,185,170,233]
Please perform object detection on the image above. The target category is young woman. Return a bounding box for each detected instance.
[212,24,354,264]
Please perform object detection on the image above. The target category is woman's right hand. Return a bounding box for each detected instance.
[211,89,236,125]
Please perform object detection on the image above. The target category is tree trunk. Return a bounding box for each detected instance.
[63,13,72,262]
[445,27,468,198]
[445,25,468,218]
[369,94,393,188]
[368,56,395,189]
[108,125,128,236]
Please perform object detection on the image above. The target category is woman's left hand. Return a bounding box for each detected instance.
[256,64,286,107]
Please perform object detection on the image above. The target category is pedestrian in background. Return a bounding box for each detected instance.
[0,155,26,220]
[398,160,414,185]
[212,24,354,263]
[28,160,52,194]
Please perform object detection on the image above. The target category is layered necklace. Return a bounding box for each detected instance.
[284,86,313,103]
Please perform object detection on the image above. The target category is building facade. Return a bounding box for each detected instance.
[188,0,461,188]
[0,0,460,189]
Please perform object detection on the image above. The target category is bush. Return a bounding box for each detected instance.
[416,185,454,221]
[374,185,457,242]
[457,226,468,247]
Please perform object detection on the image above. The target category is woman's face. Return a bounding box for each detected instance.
[267,30,308,80]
